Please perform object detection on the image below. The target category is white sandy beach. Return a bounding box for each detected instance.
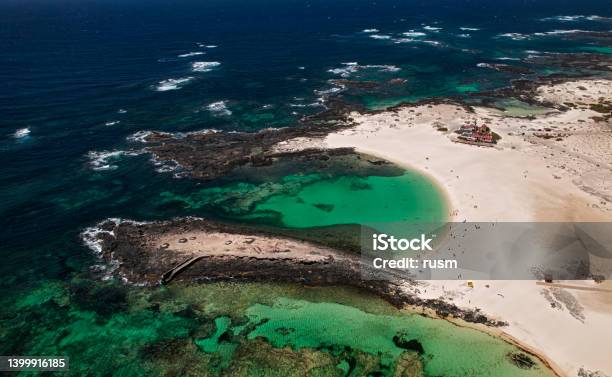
[275,79,612,376]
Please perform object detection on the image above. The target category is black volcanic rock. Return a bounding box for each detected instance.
[393,333,425,354]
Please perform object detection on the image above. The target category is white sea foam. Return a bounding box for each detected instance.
[151,157,181,174]
[456,33,471,38]
[586,15,612,21]
[314,86,344,96]
[289,102,323,108]
[13,127,30,138]
[207,101,232,116]
[178,51,205,58]
[197,43,218,48]
[402,31,426,37]
[155,77,194,91]
[370,34,392,40]
[104,121,120,126]
[476,63,495,69]
[362,28,379,33]
[82,218,154,283]
[541,15,584,22]
[476,62,522,71]
[422,40,442,46]
[394,38,442,46]
[393,38,416,44]
[423,26,442,31]
[496,57,521,61]
[541,15,612,22]
[127,130,154,143]
[81,221,118,255]
[497,33,530,40]
[328,63,359,77]
[367,64,401,72]
[327,63,400,77]
[173,129,220,138]
[500,29,591,41]
[128,129,219,145]
[87,150,139,171]
[191,61,221,72]
[117,109,127,114]
[537,29,588,35]
[459,27,480,31]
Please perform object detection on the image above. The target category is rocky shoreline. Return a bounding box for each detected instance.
[84,217,507,327]
[128,71,609,183]
[130,97,477,181]
[129,98,360,181]
[95,68,610,321]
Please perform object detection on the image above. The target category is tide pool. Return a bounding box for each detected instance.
[159,169,447,228]
[253,172,446,228]
[241,297,555,377]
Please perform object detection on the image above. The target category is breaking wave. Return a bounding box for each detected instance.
[178,51,205,58]
[533,29,589,36]
[155,77,194,91]
[82,218,153,284]
[191,61,221,72]
[13,127,30,138]
[540,15,612,22]
[370,34,392,40]
[402,31,427,37]
[87,150,141,171]
[327,62,400,78]
[497,33,531,41]
[206,101,232,116]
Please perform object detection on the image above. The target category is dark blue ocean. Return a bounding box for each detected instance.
[0,1,610,373]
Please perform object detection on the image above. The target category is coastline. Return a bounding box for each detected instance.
[300,82,611,222]
[86,77,612,377]
[406,305,565,377]
[306,78,611,376]
[86,213,564,375]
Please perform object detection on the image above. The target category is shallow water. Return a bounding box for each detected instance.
[492,98,556,117]
[1,280,556,376]
[244,297,555,377]
[253,173,446,228]
[156,168,447,228]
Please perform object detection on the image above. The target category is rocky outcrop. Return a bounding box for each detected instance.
[84,217,507,327]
